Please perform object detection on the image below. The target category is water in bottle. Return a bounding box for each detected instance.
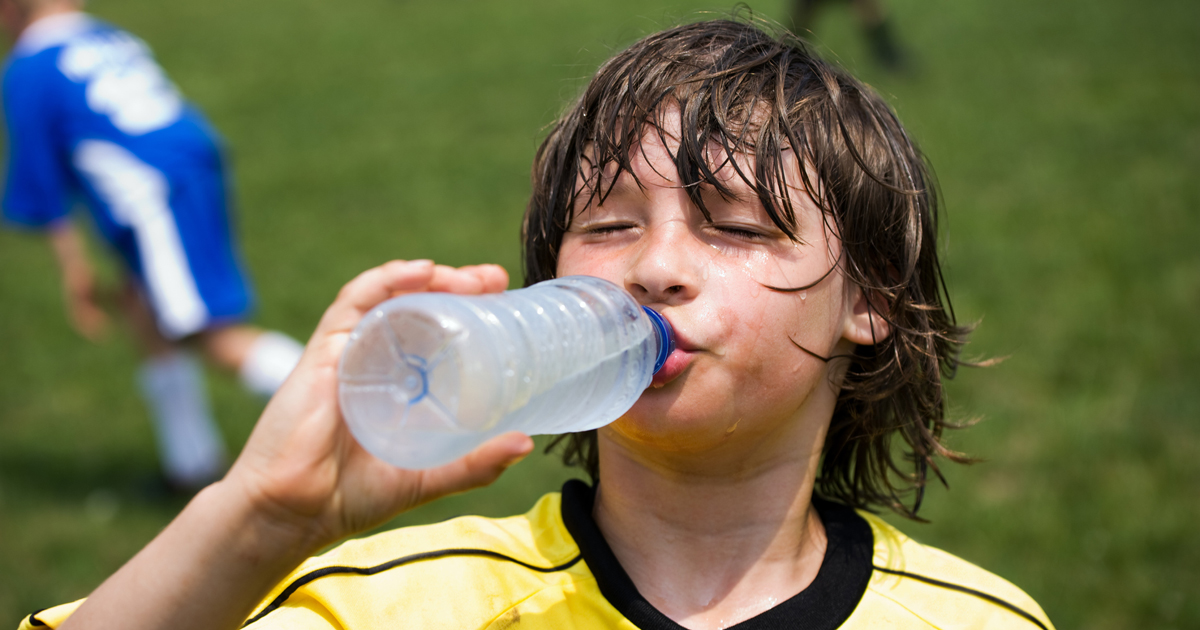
[338,275,674,469]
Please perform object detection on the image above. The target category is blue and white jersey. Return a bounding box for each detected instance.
[2,13,253,338]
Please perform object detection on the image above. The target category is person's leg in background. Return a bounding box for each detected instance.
[787,0,909,74]
[120,282,227,490]
[786,0,824,38]
[200,324,304,400]
[851,0,908,73]
[122,282,304,490]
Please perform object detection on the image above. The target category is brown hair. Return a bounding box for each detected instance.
[522,17,973,519]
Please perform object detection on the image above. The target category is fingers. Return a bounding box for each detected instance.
[427,264,509,295]
[316,261,509,339]
[417,432,534,500]
[315,260,435,337]
[474,264,510,293]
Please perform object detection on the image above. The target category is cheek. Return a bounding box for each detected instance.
[725,285,842,381]
[704,288,798,377]
[733,308,835,414]
[741,307,805,373]
[557,240,625,281]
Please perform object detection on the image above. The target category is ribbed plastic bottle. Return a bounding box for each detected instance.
[338,275,674,469]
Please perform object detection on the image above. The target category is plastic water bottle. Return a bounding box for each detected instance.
[338,275,674,469]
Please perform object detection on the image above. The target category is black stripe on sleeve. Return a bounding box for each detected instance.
[241,547,581,627]
[25,608,48,627]
[872,565,1049,630]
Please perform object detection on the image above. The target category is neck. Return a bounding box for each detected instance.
[592,419,830,630]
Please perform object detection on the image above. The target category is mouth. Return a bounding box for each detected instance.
[649,315,697,388]
[650,347,694,388]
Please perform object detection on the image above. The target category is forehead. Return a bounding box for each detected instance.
[574,105,812,219]
[582,104,792,182]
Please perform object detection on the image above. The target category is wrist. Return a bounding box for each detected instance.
[198,479,327,571]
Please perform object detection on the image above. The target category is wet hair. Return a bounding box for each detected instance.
[522,17,973,519]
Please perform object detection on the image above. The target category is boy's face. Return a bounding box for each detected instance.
[557,106,882,468]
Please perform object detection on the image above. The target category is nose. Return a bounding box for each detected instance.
[624,220,704,306]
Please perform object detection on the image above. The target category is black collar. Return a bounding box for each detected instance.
[559,479,873,630]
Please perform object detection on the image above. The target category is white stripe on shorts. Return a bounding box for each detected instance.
[74,140,209,339]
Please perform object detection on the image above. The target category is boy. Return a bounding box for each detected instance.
[19,19,1053,630]
[1,0,303,489]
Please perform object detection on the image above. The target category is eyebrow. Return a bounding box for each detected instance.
[584,171,648,208]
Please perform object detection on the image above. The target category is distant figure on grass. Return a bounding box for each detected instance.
[0,0,303,490]
[788,0,909,74]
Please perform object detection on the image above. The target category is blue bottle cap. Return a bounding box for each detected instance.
[642,306,675,375]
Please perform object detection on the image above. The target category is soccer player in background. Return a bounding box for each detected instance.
[0,0,303,490]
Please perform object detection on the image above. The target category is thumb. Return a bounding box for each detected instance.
[416,432,535,500]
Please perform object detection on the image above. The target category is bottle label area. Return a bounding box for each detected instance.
[338,276,667,469]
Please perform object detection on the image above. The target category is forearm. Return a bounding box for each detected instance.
[59,480,321,630]
[46,220,92,286]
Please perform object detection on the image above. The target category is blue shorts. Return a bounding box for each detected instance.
[91,145,255,340]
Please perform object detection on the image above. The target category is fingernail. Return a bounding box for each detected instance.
[503,452,529,468]
[410,259,433,266]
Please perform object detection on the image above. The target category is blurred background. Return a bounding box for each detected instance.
[0,0,1196,626]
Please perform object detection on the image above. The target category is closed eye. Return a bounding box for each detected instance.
[584,222,637,235]
[712,224,767,241]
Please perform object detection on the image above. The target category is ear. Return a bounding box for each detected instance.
[842,284,891,346]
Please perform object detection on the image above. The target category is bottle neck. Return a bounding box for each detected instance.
[641,306,675,375]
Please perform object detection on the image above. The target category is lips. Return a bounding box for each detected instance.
[649,314,696,388]
[650,347,693,387]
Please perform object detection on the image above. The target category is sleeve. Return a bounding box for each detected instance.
[15,599,340,630]
[2,59,73,229]
[16,600,84,630]
[241,604,345,629]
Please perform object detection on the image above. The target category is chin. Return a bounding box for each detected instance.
[607,399,738,448]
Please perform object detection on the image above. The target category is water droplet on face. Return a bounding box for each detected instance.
[800,292,807,301]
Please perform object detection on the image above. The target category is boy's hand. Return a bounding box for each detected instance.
[47,221,111,342]
[222,260,534,552]
[62,267,111,342]
[57,260,533,630]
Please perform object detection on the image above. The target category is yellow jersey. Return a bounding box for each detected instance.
[21,480,1053,630]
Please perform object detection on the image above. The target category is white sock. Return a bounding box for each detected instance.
[238,331,304,397]
[137,351,226,488]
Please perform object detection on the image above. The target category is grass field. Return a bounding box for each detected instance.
[1,0,1197,627]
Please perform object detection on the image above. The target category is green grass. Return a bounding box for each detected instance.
[1,0,1197,627]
